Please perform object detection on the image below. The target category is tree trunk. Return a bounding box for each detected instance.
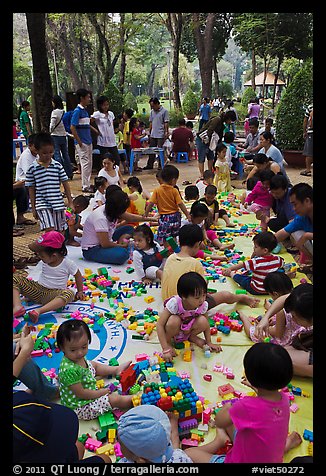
[251,49,256,91]
[119,13,126,95]
[193,13,215,99]
[272,55,282,109]
[165,13,183,110]
[26,13,53,133]
[147,64,156,97]
[213,57,219,97]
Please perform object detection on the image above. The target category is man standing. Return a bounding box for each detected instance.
[143,98,169,170]
[171,119,194,157]
[70,89,97,193]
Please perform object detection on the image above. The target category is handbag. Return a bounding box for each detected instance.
[198,129,209,144]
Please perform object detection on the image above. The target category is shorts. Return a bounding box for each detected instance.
[195,136,215,164]
[232,274,267,295]
[37,209,66,232]
[303,133,313,157]
[157,211,181,244]
[247,203,270,216]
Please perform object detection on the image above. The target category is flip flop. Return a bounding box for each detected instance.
[16,219,37,225]
[13,257,29,269]
[13,306,26,319]
[300,170,312,176]
[182,180,192,186]
[13,229,25,237]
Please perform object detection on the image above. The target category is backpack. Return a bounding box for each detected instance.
[63,110,74,134]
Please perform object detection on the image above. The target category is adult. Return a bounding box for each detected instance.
[98,155,124,188]
[245,153,281,184]
[18,100,33,143]
[300,104,313,177]
[70,89,97,193]
[90,95,121,170]
[13,391,111,463]
[195,110,236,179]
[248,97,260,119]
[63,109,80,174]
[258,117,276,141]
[81,186,156,265]
[212,97,220,112]
[237,117,261,154]
[198,97,211,130]
[13,181,31,236]
[274,183,313,268]
[143,98,169,170]
[265,174,295,232]
[258,131,290,183]
[171,118,194,157]
[50,95,73,180]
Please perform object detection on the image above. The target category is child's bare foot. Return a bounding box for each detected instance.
[226,222,236,228]
[188,334,206,348]
[114,361,133,376]
[67,239,80,247]
[239,295,260,308]
[285,431,302,453]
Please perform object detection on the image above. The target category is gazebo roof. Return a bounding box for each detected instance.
[244,72,285,87]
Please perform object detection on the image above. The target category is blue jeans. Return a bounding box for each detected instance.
[13,342,58,400]
[232,274,266,295]
[195,136,215,164]
[52,135,73,179]
[82,225,134,265]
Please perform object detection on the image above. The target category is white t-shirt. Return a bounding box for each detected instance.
[91,110,116,147]
[15,148,38,181]
[81,205,117,250]
[90,190,106,210]
[196,180,209,198]
[98,167,120,186]
[38,257,78,289]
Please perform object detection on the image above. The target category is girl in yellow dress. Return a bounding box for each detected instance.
[213,143,231,192]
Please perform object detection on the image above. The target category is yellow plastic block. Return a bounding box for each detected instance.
[96,443,115,456]
[108,428,116,443]
[82,317,90,324]
[144,296,155,303]
[84,268,93,276]
[183,350,192,362]
[87,284,97,290]
[184,409,191,417]
[37,324,45,331]
[96,379,105,389]
[128,323,137,330]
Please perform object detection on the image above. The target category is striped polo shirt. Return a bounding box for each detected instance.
[243,255,284,293]
[304,104,313,133]
[25,159,68,211]
[71,104,92,145]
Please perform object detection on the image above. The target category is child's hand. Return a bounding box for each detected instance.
[206,342,222,353]
[162,348,177,363]
[222,268,232,277]
[75,291,85,301]
[142,278,153,286]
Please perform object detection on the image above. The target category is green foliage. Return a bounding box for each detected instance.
[219,80,233,99]
[276,61,313,151]
[13,101,18,119]
[169,108,185,127]
[135,112,150,127]
[182,89,199,117]
[241,87,256,107]
[102,81,124,118]
[123,92,138,113]
[136,94,150,104]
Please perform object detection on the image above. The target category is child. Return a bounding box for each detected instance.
[184,185,199,202]
[161,225,260,311]
[196,169,214,198]
[185,343,302,463]
[25,132,74,232]
[223,131,240,176]
[213,143,232,192]
[114,120,128,175]
[182,201,234,254]
[65,194,90,246]
[243,114,250,137]
[117,405,193,463]
[13,231,85,323]
[122,108,134,168]
[240,271,305,346]
[157,272,222,362]
[133,224,165,285]
[144,165,191,245]
[222,231,285,295]
[129,117,146,172]
[138,120,149,147]
[57,319,133,420]
[98,155,124,188]
[125,176,151,215]
[244,169,275,231]
[91,176,108,210]
[200,184,236,228]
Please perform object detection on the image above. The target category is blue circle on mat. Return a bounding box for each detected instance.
[18,303,127,372]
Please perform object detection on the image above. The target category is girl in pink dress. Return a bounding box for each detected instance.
[156,272,222,362]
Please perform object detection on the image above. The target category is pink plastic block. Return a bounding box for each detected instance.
[290,403,299,413]
[135,353,149,361]
[31,350,44,357]
[85,438,102,452]
[181,438,198,448]
[202,408,212,424]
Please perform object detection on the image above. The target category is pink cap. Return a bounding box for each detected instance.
[29,231,65,253]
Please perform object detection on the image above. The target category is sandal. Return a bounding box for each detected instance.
[182,180,192,186]
[16,219,37,226]
[300,170,312,176]
[13,257,29,269]
[13,229,25,237]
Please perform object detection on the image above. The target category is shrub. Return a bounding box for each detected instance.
[241,87,256,108]
[136,94,150,104]
[169,108,185,127]
[182,89,199,118]
[101,81,124,118]
[123,92,138,113]
[135,112,150,128]
[276,61,313,151]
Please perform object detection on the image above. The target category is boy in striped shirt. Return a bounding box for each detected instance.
[26,132,73,232]
[222,231,284,295]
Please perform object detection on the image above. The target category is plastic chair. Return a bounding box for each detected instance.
[176,152,189,163]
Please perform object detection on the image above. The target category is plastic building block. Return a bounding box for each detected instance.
[96,443,115,456]
[218,383,235,396]
[85,437,102,452]
[290,403,299,413]
[203,374,212,382]
[303,429,313,442]
[144,296,155,303]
